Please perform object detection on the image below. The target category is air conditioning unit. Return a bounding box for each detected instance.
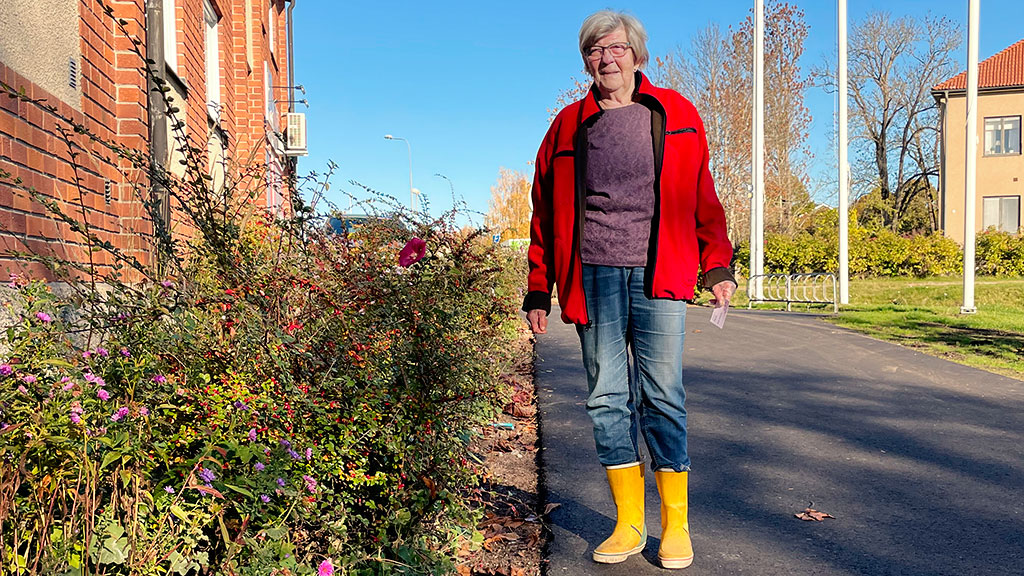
[284,112,308,156]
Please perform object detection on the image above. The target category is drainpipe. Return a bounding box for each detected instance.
[286,0,297,113]
[145,0,171,260]
[284,0,298,197]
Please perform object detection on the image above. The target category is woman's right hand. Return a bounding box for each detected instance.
[527,309,548,334]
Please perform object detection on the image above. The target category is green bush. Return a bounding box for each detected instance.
[733,208,985,278]
[976,229,1024,275]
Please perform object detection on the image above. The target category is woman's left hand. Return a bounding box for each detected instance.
[710,280,736,307]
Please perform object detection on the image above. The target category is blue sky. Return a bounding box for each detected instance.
[293,1,1024,223]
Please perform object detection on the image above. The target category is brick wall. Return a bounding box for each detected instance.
[0,0,293,281]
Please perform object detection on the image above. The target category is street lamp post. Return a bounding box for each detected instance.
[384,134,417,211]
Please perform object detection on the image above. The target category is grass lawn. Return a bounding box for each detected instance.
[720,276,1024,380]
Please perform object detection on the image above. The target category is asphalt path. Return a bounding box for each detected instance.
[535,305,1024,576]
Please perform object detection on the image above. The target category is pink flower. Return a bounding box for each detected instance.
[0,364,13,376]
[318,559,334,576]
[303,474,317,493]
[139,407,149,416]
[21,375,36,384]
[97,389,110,401]
[398,237,426,267]
[17,385,28,394]
[152,374,167,384]
[35,312,52,323]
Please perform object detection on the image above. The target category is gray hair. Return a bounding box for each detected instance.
[578,10,650,72]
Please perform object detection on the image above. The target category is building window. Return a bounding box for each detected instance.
[984,116,1021,156]
[982,196,1020,233]
[163,0,178,72]
[204,0,221,121]
[268,2,275,54]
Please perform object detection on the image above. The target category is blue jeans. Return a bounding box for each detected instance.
[576,265,690,472]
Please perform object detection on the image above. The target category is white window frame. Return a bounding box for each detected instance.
[982,195,1021,233]
[983,116,1021,156]
[204,0,221,122]
[162,0,178,72]
[268,2,275,55]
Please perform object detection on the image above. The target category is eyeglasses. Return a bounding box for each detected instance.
[584,42,632,61]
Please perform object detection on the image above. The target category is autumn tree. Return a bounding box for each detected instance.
[547,76,591,123]
[652,24,750,241]
[485,167,532,241]
[816,12,961,233]
[653,1,815,240]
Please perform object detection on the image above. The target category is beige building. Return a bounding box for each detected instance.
[933,39,1024,244]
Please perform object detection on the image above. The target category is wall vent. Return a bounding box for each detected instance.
[104,180,113,205]
[68,57,79,90]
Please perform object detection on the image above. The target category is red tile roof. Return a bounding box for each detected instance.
[933,38,1024,91]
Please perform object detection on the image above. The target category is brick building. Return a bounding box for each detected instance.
[0,0,302,279]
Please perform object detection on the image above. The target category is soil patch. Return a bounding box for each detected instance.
[457,331,545,576]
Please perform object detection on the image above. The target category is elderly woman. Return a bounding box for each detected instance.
[522,10,736,569]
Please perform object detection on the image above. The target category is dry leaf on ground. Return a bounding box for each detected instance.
[795,507,835,521]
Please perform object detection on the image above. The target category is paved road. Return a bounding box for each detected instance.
[535,306,1024,576]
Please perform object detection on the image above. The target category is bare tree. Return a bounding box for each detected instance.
[817,12,961,232]
[547,76,591,123]
[653,24,752,242]
[654,1,814,239]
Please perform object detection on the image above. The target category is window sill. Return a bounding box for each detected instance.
[164,63,190,99]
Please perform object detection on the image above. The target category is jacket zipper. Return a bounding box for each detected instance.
[574,106,601,328]
[641,94,668,299]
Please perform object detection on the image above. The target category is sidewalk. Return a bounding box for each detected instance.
[535,306,1024,576]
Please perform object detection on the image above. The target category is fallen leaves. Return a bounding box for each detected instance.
[795,507,835,522]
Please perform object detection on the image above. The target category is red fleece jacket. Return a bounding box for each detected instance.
[523,73,735,325]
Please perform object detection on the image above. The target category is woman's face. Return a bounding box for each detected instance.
[585,28,636,100]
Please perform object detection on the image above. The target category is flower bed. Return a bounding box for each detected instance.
[0,205,526,575]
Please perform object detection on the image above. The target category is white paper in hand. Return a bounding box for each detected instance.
[709,300,729,329]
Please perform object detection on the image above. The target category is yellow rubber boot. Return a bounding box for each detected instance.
[655,470,694,569]
[592,463,647,563]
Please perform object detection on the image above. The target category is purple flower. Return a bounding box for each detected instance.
[165,486,175,494]
[318,559,335,576]
[0,364,13,376]
[21,375,36,384]
[305,447,313,460]
[276,477,286,487]
[302,474,317,493]
[110,407,130,422]
[198,467,216,484]
[119,347,130,357]
[247,428,258,442]
[82,351,91,359]
[254,461,265,472]
[96,347,109,357]
[35,312,52,323]
[97,389,110,401]
[398,237,427,267]
[17,385,28,394]
[279,438,291,449]
[161,280,173,288]
[288,449,301,460]
[260,494,271,503]
[152,374,167,384]
[70,412,82,425]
